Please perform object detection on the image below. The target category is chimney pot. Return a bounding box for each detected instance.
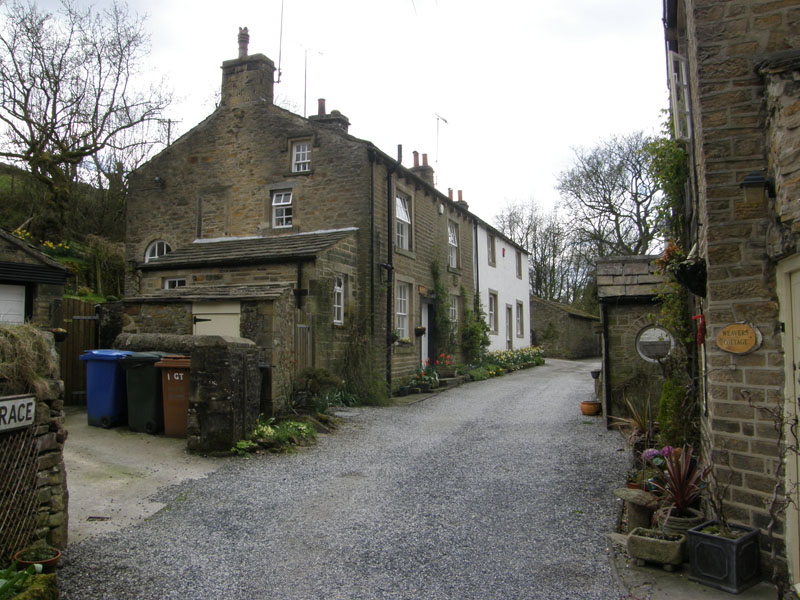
[237,27,249,59]
[422,153,428,166]
[458,190,463,202]
[448,188,453,200]
[413,151,419,168]
[318,98,326,116]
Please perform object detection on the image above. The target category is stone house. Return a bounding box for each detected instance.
[0,228,66,327]
[664,0,800,583]
[529,296,600,359]
[123,29,484,408]
[474,216,530,352]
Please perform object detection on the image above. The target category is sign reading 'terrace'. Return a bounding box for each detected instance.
[0,394,36,433]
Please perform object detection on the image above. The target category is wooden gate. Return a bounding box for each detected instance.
[56,299,98,405]
[294,310,312,373]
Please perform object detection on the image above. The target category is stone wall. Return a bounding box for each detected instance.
[530,297,600,359]
[113,333,262,452]
[672,0,800,571]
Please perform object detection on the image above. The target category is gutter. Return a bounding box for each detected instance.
[601,301,612,429]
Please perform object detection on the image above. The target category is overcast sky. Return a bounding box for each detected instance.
[110,1,668,224]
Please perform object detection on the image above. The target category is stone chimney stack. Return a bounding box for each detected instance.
[238,27,249,58]
[220,27,275,108]
[410,151,435,186]
[309,98,350,132]
[456,190,469,210]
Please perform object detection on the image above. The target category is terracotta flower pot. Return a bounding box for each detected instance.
[580,400,602,416]
[14,546,61,572]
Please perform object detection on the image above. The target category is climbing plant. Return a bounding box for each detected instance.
[431,262,456,355]
[459,286,490,365]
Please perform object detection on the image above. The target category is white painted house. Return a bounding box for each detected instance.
[473,217,530,352]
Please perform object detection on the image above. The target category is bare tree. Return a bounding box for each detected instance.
[556,131,664,257]
[495,200,594,307]
[0,0,171,226]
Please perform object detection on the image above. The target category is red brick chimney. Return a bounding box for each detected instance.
[309,98,350,132]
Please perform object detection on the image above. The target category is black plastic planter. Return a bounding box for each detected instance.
[687,520,760,594]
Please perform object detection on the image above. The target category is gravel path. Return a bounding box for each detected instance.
[59,358,629,599]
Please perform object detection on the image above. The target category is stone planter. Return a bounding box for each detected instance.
[438,367,459,378]
[657,506,704,536]
[627,527,686,571]
[687,520,760,594]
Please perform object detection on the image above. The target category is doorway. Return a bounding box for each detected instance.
[778,256,800,594]
[420,299,434,366]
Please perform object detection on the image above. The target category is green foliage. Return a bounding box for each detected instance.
[294,367,341,398]
[231,440,258,456]
[459,287,490,364]
[233,416,318,455]
[658,375,698,449]
[314,389,359,412]
[431,262,456,355]
[468,367,489,381]
[646,115,690,242]
[0,562,39,600]
[343,320,389,406]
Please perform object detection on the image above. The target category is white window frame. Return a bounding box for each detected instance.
[272,191,293,228]
[449,296,458,324]
[448,221,459,268]
[333,275,345,325]
[516,301,524,337]
[668,51,692,141]
[395,282,410,339]
[516,250,523,279]
[396,192,411,250]
[488,233,496,266]
[292,141,311,173]
[145,240,171,263]
[163,278,186,290]
[488,292,498,333]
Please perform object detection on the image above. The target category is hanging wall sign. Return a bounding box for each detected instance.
[0,394,36,433]
[716,322,762,355]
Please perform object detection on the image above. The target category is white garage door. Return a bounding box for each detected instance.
[0,284,25,324]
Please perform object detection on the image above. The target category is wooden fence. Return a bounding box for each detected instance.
[54,299,98,405]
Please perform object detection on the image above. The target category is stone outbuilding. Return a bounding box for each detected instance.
[596,256,666,421]
[0,229,67,327]
[529,296,600,359]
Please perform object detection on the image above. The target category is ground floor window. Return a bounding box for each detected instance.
[333,275,345,325]
[396,282,410,339]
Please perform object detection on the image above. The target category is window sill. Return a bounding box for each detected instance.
[395,247,416,260]
[446,266,462,276]
[285,169,313,177]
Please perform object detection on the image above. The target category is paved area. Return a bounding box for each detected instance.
[63,406,222,543]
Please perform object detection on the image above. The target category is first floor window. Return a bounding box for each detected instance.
[487,233,496,266]
[272,191,293,228]
[516,251,523,279]
[396,192,411,250]
[448,221,459,268]
[163,278,186,290]
[333,275,345,325]
[292,141,311,172]
[449,296,459,324]
[145,240,171,263]
[516,301,524,337]
[396,282,410,339]
[488,292,498,333]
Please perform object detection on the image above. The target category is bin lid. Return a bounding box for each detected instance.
[119,351,177,367]
[155,355,191,369]
[79,349,133,362]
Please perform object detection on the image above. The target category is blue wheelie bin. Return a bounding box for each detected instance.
[80,349,132,428]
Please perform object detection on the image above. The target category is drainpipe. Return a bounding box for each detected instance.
[601,301,611,429]
[473,219,480,299]
[385,145,401,393]
[369,147,376,334]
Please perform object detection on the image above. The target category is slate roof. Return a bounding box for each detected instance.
[140,227,358,270]
[0,228,68,285]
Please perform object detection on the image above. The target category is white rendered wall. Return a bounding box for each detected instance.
[474,223,531,352]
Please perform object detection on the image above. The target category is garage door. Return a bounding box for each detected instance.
[0,284,25,324]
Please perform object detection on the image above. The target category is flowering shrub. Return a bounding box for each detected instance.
[486,346,544,371]
[412,358,438,385]
[11,228,33,242]
[41,239,73,257]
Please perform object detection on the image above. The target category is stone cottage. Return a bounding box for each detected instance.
[664,0,800,584]
[123,29,488,408]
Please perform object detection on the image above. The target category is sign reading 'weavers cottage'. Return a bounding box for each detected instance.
[716,322,762,355]
[0,394,36,433]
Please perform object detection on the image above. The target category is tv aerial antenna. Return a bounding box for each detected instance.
[435,113,448,186]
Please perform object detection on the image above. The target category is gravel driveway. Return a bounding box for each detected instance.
[59,358,629,599]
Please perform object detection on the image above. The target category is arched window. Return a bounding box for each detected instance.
[144,240,171,263]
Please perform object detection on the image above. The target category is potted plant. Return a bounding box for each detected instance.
[627,527,686,571]
[414,325,426,337]
[436,353,459,378]
[646,446,708,535]
[686,520,760,594]
[13,545,61,572]
[580,399,602,416]
[49,327,68,342]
